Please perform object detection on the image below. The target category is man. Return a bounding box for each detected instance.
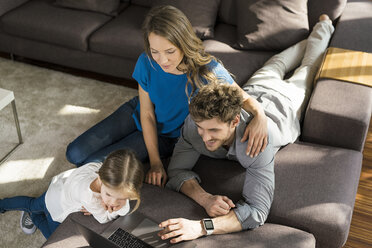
[159,83,274,244]
[158,15,334,244]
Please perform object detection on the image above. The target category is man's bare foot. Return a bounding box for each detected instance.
[319,14,332,24]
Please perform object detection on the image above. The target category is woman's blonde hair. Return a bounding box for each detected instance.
[98,149,144,213]
[142,5,221,98]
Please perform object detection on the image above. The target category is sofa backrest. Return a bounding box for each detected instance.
[130,0,347,31]
[0,0,29,16]
[131,0,152,7]
[218,0,347,28]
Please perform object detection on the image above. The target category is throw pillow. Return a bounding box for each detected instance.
[235,0,309,51]
[152,0,221,39]
[54,0,121,16]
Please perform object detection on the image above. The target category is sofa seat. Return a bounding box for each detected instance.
[42,184,316,248]
[90,4,149,60]
[204,23,274,85]
[0,0,112,51]
[193,141,362,248]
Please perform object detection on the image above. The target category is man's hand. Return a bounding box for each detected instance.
[158,218,205,244]
[201,194,235,217]
[146,161,167,187]
[241,113,268,157]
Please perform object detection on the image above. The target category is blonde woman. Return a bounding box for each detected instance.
[66,5,268,187]
[0,149,144,239]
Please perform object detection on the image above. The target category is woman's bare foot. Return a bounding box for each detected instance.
[319,14,332,24]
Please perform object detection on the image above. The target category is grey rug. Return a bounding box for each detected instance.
[0,57,137,247]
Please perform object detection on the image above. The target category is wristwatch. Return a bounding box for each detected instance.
[202,218,214,236]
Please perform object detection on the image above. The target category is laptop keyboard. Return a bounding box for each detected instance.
[108,228,153,248]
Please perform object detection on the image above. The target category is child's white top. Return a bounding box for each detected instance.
[45,162,130,223]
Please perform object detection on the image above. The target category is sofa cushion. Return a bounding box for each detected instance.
[153,0,221,39]
[131,0,153,7]
[0,0,29,16]
[89,5,148,60]
[204,23,274,85]
[54,0,121,16]
[328,0,372,53]
[218,0,237,26]
[0,0,112,51]
[307,0,346,29]
[235,0,309,51]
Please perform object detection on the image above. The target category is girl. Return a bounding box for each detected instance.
[0,149,144,239]
[66,5,268,188]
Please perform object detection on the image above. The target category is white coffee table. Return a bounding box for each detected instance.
[0,88,23,163]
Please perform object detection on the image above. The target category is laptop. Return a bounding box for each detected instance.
[73,211,170,248]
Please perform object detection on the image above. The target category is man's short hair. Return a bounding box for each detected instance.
[189,82,244,123]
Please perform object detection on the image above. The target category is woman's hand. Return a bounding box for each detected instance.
[241,113,268,157]
[232,82,268,157]
[146,161,167,187]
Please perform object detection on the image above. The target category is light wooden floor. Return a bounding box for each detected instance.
[343,118,372,247]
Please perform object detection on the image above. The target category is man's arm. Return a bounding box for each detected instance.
[167,116,235,216]
[158,210,242,244]
[180,178,235,217]
[232,138,275,230]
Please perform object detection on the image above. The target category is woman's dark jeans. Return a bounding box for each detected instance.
[66,96,178,167]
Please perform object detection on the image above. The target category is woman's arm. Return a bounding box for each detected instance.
[138,85,167,187]
[232,82,268,157]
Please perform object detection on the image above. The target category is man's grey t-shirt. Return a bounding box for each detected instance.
[166,111,275,230]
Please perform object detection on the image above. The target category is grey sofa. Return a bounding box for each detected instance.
[1,0,371,247]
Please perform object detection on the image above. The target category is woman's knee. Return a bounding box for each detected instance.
[66,142,86,166]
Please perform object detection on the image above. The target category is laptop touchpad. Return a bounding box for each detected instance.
[131,218,161,236]
[132,218,168,247]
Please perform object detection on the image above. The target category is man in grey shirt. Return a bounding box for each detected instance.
[157,83,275,243]
[158,16,334,244]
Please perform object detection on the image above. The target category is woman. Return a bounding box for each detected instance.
[66,5,268,187]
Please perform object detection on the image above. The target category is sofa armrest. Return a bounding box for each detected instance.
[0,0,29,16]
[302,78,372,152]
[268,142,363,248]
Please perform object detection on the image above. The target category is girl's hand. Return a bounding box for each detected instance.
[81,206,92,215]
[146,162,167,187]
[241,113,268,157]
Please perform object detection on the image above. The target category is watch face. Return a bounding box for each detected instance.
[204,219,214,229]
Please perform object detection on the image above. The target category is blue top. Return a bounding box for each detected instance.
[132,52,234,138]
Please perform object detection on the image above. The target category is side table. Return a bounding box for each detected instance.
[0,88,23,164]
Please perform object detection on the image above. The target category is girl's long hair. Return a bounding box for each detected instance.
[142,5,221,98]
[98,150,144,213]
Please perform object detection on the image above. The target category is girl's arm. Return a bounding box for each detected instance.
[138,85,167,187]
[232,82,268,157]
